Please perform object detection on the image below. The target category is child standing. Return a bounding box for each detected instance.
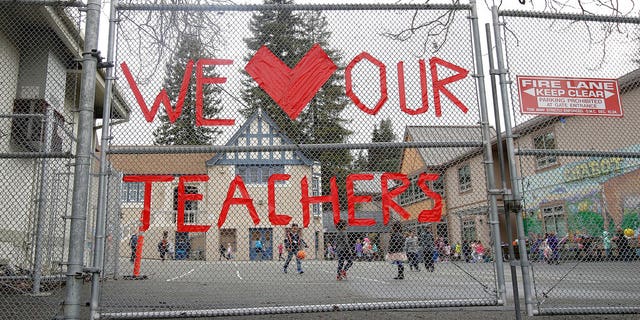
[388,222,406,280]
[335,219,353,280]
[277,242,284,261]
[405,231,420,271]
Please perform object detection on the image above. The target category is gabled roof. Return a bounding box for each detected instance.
[403,125,486,167]
[352,172,385,195]
[206,109,313,166]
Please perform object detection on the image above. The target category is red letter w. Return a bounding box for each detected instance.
[120,61,193,123]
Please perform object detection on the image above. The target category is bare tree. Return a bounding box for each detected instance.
[384,0,639,68]
[117,0,232,82]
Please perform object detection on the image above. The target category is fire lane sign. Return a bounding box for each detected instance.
[517,75,623,117]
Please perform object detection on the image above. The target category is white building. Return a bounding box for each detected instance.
[0,3,129,272]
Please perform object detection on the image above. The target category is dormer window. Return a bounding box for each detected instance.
[235,165,285,184]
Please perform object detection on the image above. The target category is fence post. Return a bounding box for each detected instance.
[469,0,506,304]
[32,106,54,295]
[485,22,522,320]
[63,0,102,318]
[491,6,534,316]
[89,0,118,318]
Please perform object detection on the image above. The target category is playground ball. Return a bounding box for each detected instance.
[297,250,306,260]
[624,228,634,237]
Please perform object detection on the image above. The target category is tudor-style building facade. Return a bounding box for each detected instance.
[112,109,324,261]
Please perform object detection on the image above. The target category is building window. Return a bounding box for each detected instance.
[542,205,567,237]
[122,182,144,203]
[462,219,476,242]
[458,164,471,193]
[235,165,285,184]
[533,132,557,169]
[396,173,444,206]
[312,176,321,216]
[436,222,448,239]
[432,174,445,196]
[173,186,198,224]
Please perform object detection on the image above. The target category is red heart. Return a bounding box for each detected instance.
[245,44,337,120]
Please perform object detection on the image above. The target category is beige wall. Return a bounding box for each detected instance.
[399,147,426,174]
[0,29,19,150]
[442,84,640,247]
[0,28,76,269]
[515,87,640,175]
[603,168,640,227]
[445,154,488,212]
[119,164,324,261]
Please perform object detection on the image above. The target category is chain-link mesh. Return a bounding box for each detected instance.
[0,1,85,319]
[92,1,503,318]
[499,11,640,314]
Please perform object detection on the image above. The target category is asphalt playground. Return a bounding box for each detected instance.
[2,258,638,319]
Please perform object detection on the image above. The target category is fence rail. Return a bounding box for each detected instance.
[1,1,639,319]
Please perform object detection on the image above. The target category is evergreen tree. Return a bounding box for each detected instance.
[368,119,401,172]
[153,35,222,145]
[352,150,369,172]
[240,0,307,143]
[241,1,352,208]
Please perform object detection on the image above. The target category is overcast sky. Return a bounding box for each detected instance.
[96,0,636,146]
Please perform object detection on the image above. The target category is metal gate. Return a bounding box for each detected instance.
[97,1,503,318]
[493,9,640,315]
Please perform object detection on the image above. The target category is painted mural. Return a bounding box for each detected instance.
[522,144,640,237]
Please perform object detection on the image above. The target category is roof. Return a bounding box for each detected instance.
[618,68,640,94]
[352,172,385,195]
[404,126,486,167]
[206,109,313,166]
[0,2,130,120]
[108,147,214,175]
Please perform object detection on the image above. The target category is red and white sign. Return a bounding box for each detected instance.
[517,76,622,117]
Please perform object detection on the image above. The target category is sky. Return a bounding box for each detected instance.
[93,0,637,146]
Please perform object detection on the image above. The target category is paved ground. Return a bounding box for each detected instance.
[229,309,637,320]
[2,258,639,319]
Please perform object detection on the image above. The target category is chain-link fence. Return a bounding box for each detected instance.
[3,0,640,319]
[93,1,506,318]
[0,1,86,319]
[496,10,640,315]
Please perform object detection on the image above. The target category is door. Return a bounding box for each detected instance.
[249,228,272,260]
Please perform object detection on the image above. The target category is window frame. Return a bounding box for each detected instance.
[122,181,144,203]
[542,205,567,237]
[311,176,321,217]
[396,173,445,206]
[458,164,472,193]
[235,164,285,184]
[533,131,558,169]
[173,185,199,224]
[462,219,476,242]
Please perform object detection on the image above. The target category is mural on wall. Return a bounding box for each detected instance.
[522,144,640,237]
[621,211,639,231]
